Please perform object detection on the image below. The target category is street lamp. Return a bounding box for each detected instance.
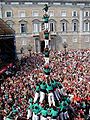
[62,42,68,55]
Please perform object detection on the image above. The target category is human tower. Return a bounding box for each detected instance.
[27,4,71,120]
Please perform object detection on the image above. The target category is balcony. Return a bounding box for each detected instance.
[32,32,39,37]
[50,31,57,36]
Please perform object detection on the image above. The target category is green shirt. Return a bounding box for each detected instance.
[57,82,63,88]
[51,80,57,88]
[46,83,53,93]
[29,98,33,103]
[65,98,71,105]
[28,103,33,110]
[12,105,18,113]
[59,102,65,111]
[33,103,41,115]
[44,68,51,74]
[44,51,49,57]
[36,85,40,92]
[43,16,49,23]
[41,109,48,117]
[50,108,58,118]
[40,81,47,90]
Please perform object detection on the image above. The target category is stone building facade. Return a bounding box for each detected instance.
[0,0,90,52]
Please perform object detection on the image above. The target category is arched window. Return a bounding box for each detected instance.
[6,20,14,28]
[19,20,27,34]
[49,19,56,32]
[32,19,41,33]
[72,19,78,32]
[60,19,68,32]
[83,20,90,32]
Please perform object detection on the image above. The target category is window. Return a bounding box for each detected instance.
[62,23,65,31]
[9,24,12,28]
[73,37,77,42]
[85,3,89,6]
[77,3,85,6]
[86,23,88,31]
[11,2,19,4]
[53,3,61,5]
[72,20,78,32]
[19,10,25,17]
[33,23,40,33]
[5,11,12,17]
[73,23,77,31]
[32,20,40,33]
[6,20,14,28]
[65,3,72,5]
[50,22,54,31]
[20,23,27,33]
[85,37,89,42]
[49,19,56,32]
[84,22,89,32]
[32,11,38,17]
[86,12,89,17]
[7,23,13,28]
[25,2,33,4]
[61,11,66,17]
[38,2,48,5]
[72,11,77,17]
[61,22,67,32]
[84,11,89,17]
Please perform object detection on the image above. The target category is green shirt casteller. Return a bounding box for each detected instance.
[41,108,48,117]
[44,68,51,74]
[36,85,40,93]
[50,108,58,118]
[51,80,57,89]
[57,82,63,89]
[28,103,33,110]
[29,98,33,103]
[40,81,47,90]
[46,83,53,93]
[59,102,65,111]
[33,103,41,115]
[44,51,49,57]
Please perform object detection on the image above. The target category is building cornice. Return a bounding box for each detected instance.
[4,0,90,2]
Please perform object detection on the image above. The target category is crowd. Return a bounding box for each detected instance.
[0,49,90,120]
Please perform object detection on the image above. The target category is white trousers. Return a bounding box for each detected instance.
[45,40,49,48]
[59,112,64,120]
[64,111,69,120]
[34,92,39,103]
[44,23,49,30]
[48,92,55,107]
[32,112,39,120]
[39,91,45,103]
[44,57,49,64]
[40,115,47,120]
[54,88,60,101]
[47,117,51,120]
[27,109,32,119]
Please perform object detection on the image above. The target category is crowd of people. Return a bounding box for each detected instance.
[0,49,90,120]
